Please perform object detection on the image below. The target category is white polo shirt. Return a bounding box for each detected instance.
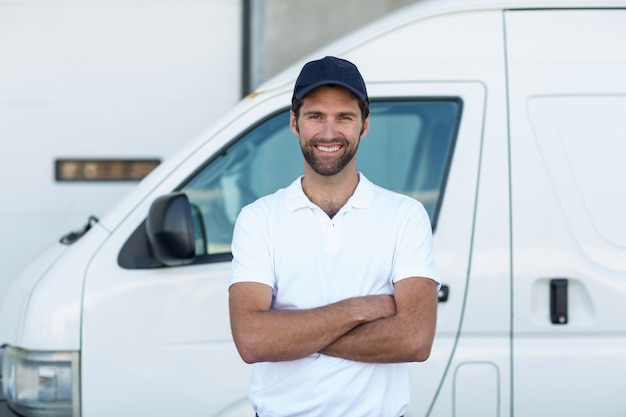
[230,174,440,417]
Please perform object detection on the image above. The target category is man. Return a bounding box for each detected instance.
[229,56,440,417]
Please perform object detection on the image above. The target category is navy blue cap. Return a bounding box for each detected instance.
[293,56,368,102]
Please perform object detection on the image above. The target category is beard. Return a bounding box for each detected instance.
[300,138,359,176]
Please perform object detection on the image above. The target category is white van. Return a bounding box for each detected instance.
[2,0,626,416]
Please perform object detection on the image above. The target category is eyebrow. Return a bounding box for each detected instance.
[302,110,359,118]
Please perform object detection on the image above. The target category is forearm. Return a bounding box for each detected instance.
[319,312,433,363]
[236,300,369,363]
[320,278,438,363]
[229,283,396,364]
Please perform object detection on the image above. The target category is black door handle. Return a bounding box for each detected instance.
[438,284,449,302]
[550,278,568,324]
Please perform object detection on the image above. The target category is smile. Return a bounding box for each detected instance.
[316,144,342,153]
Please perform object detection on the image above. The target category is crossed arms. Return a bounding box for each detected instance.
[228,276,438,364]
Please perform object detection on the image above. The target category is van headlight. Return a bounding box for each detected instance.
[2,346,80,417]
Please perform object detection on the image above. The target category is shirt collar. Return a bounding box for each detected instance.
[285,173,374,212]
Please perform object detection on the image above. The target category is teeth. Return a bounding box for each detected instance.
[317,145,341,152]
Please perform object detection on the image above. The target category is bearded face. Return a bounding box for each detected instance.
[291,86,368,177]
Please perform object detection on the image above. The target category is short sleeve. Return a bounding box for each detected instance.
[391,200,441,288]
[229,203,276,290]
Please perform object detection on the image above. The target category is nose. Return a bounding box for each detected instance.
[319,120,339,139]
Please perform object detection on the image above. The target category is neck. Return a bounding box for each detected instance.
[301,169,359,218]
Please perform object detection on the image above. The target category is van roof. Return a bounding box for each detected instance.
[257,0,626,95]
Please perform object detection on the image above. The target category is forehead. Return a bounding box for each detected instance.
[301,85,360,112]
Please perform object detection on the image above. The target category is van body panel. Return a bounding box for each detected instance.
[526,96,626,267]
[0,224,108,350]
[0,244,67,345]
[507,9,626,416]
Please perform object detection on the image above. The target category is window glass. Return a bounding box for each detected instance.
[182,100,460,257]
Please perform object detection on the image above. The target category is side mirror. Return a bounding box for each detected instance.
[145,192,195,266]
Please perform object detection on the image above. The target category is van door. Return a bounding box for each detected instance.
[80,82,483,417]
[506,9,626,416]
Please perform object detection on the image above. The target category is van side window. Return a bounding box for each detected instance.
[182,99,460,258]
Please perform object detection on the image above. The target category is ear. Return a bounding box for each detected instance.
[289,111,300,137]
[360,116,370,139]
